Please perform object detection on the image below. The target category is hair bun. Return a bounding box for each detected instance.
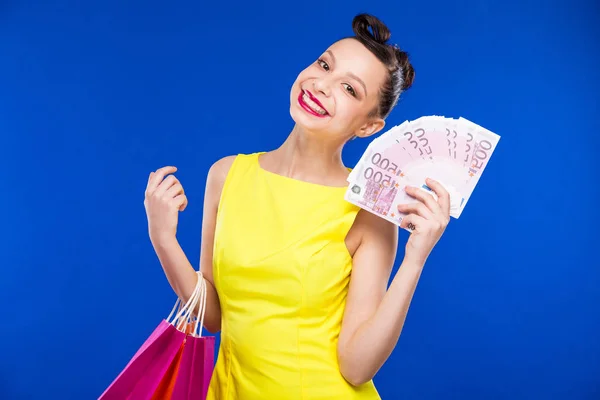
[352,13,391,44]
[348,13,415,118]
[393,47,415,90]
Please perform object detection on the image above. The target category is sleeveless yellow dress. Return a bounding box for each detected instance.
[207,153,381,400]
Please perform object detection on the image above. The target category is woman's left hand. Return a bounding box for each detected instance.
[396,178,450,266]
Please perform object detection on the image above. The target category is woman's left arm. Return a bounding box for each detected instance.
[338,178,451,386]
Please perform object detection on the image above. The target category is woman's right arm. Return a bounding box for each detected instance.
[146,156,236,334]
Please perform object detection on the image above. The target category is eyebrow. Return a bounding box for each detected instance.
[325,50,368,96]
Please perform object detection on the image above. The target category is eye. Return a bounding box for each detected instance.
[317,59,330,71]
[342,83,356,97]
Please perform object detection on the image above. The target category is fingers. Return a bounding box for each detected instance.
[147,171,154,188]
[173,194,188,211]
[425,178,451,219]
[154,175,180,197]
[404,185,442,216]
[144,166,187,212]
[400,214,426,233]
[146,166,177,196]
[397,201,434,220]
[165,181,184,199]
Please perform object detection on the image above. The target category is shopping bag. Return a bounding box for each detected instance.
[170,334,215,399]
[99,271,207,400]
[170,277,215,399]
[149,277,216,400]
[150,330,186,399]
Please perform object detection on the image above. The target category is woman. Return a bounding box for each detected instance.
[144,13,450,400]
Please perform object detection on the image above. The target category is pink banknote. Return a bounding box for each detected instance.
[346,116,500,226]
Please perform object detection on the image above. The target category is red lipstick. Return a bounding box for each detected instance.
[298,89,329,118]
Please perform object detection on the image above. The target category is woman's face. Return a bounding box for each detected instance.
[289,38,388,141]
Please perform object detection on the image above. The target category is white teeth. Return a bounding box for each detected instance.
[302,92,327,115]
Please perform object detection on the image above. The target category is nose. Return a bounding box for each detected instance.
[312,77,331,97]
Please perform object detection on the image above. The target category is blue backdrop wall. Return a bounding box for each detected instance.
[1,1,599,399]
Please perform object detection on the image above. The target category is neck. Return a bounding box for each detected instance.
[267,125,349,185]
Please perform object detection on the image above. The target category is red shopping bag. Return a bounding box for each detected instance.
[99,271,213,400]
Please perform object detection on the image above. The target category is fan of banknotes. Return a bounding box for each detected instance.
[345,115,500,227]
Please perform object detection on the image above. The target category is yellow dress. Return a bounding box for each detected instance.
[207,153,381,400]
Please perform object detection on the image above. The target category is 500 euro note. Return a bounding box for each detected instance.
[346,116,500,226]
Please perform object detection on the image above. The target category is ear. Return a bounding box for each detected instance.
[355,118,385,139]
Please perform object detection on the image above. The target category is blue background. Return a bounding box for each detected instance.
[1,0,599,399]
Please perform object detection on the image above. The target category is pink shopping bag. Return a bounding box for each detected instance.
[170,334,215,399]
[99,271,211,400]
[99,321,186,399]
[170,274,215,399]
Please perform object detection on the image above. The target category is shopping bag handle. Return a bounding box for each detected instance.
[192,274,207,338]
[166,271,207,337]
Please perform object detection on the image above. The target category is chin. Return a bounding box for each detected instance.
[289,105,327,134]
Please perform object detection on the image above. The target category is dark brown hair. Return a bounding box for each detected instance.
[348,13,415,119]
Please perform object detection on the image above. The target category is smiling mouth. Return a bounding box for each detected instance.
[298,90,329,117]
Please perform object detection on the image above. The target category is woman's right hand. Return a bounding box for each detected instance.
[144,166,188,245]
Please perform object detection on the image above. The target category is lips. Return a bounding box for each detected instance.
[305,90,328,113]
[298,89,329,118]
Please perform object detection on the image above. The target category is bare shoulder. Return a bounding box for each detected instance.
[347,209,398,257]
[204,155,237,196]
[208,155,237,182]
[355,209,397,235]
